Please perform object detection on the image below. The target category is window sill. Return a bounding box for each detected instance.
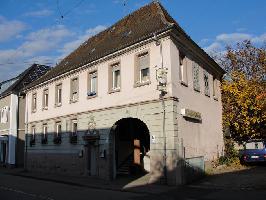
[42,107,48,111]
[180,81,188,87]
[55,103,62,108]
[213,96,218,101]
[108,88,120,94]
[69,99,78,104]
[87,94,97,99]
[193,88,200,93]
[134,80,151,88]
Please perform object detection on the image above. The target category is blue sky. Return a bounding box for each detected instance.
[0,0,266,81]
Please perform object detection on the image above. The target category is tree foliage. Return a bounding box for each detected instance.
[219,41,266,142]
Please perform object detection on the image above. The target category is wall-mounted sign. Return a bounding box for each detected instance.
[151,135,156,143]
[181,108,202,121]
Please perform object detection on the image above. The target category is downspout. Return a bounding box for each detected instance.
[153,33,167,183]
[24,92,28,171]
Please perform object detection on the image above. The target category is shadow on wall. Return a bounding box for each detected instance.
[22,127,206,186]
[0,134,25,168]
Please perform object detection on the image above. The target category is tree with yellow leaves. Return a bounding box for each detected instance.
[220,41,266,142]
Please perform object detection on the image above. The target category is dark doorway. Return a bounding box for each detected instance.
[111,118,150,178]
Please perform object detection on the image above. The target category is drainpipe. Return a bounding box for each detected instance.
[24,92,28,171]
[153,33,167,183]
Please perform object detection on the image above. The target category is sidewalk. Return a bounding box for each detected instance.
[0,166,176,195]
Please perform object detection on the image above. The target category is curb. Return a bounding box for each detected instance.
[188,184,266,191]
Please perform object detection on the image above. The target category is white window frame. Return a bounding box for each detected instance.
[43,89,49,109]
[135,51,150,85]
[112,64,121,90]
[56,122,62,137]
[32,93,37,112]
[55,84,62,106]
[70,77,79,102]
[88,71,97,97]
[32,126,36,140]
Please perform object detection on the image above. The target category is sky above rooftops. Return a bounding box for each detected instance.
[0,0,265,81]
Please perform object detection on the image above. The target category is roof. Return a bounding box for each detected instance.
[27,2,225,89]
[0,64,50,98]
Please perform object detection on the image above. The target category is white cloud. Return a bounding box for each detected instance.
[0,16,26,42]
[23,9,53,17]
[0,24,106,81]
[0,25,73,81]
[58,25,106,58]
[216,33,252,44]
[203,32,266,55]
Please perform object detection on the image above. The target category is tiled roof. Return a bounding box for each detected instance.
[27,2,176,88]
[0,64,50,98]
[27,2,224,89]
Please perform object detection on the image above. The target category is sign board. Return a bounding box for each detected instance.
[181,108,202,121]
[151,135,156,143]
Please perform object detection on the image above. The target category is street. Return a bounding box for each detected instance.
[0,166,266,200]
[0,173,140,200]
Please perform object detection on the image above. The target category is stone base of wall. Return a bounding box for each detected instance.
[27,153,85,176]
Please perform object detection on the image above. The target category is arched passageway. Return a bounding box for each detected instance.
[111,118,150,178]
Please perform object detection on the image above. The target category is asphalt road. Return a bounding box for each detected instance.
[0,166,266,200]
[0,173,140,200]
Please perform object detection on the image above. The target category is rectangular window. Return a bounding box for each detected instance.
[204,70,210,96]
[42,124,48,144]
[70,119,78,144]
[55,84,62,106]
[111,63,121,90]
[30,126,36,145]
[56,122,62,137]
[32,126,36,140]
[192,62,200,92]
[0,106,9,123]
[213,77,218,99]
[135,52,150,85]
[32,93,37,112]
[88,71,97,97]
[139,52,150,83]
[179,52,188,85]
[43,89,49,109]
[72,120,78,136]
[54,122,62,144]
[70,78,79,102]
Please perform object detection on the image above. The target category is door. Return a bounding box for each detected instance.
[134,139,140,165]
[90,145,97,176]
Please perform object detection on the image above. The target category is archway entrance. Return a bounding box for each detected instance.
[111,118,150,178]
